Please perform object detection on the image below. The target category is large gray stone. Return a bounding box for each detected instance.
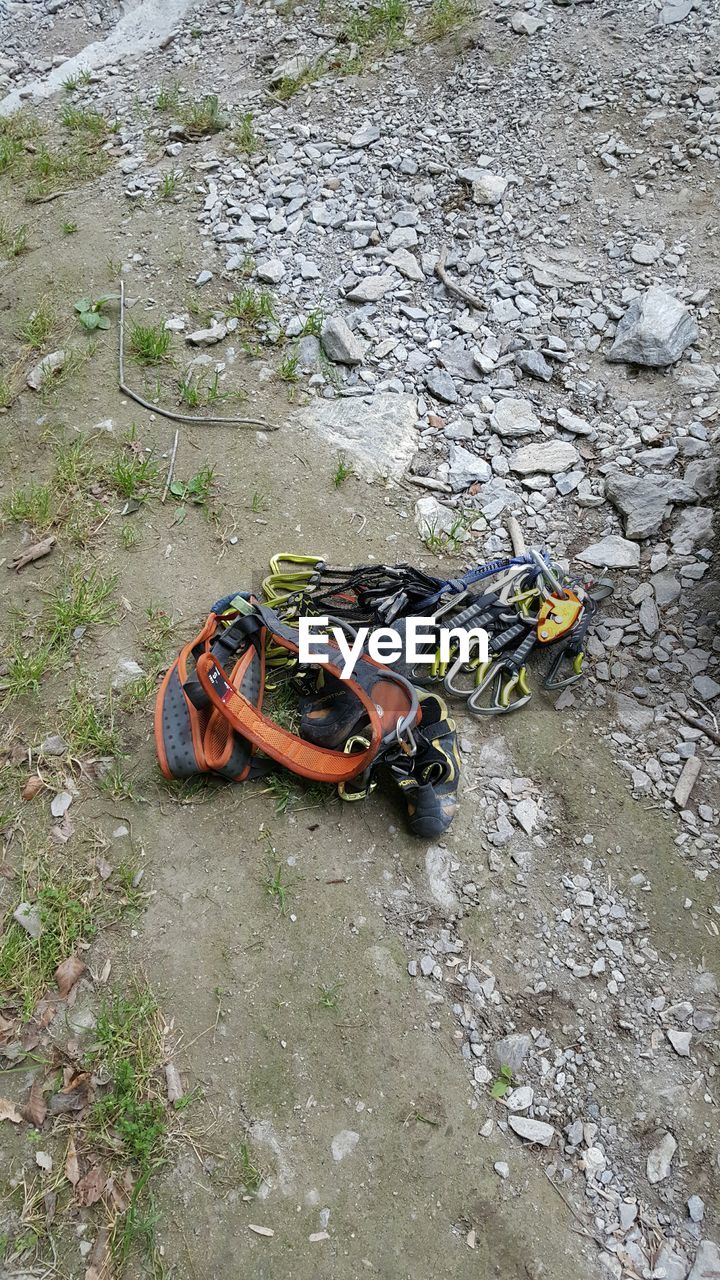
[440,341,484,384]
[670,507,714,555]
[491,398,541,439]
[509,440,579,475]
[508,1116,555,1146]
[577,536,640,569]
[447,444,491,492]
[688,1242,720,1280]
[296,394,417,481]
[492,1033,531,1074]
[414,496,463,542]
[320,316,366,365]
[605,472,672,539]
[471,172,509,205]
[684,458,719,500]
[614,692,654,734]
[606,288,698,367]
[346,270,399,303]
[426,368,458,403]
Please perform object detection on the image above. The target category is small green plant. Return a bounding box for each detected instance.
[238,1141,263,1194]
[160,171,180,200]
[278,352,299,383]
[0,216,28,256]
[273,61,326,101]
[53,436,100,492]
[426,0,473,39]
[45,566,117,648]
[180,94,227,136]
[300,309,324,337]
[155,80,181,112]
[0,641,53,704]
[343,0,408,49]
[233,111,260,154]
[62,219,78,234]
[129,322,171,364]
[74,293,119,332]
[0,870,96,1019]
[319,981,343,1010]
[60,104,109,136]
[490,1064,513,1099]
[332,457,353,487]
[62,685,120,757]
[17,297,56,350]
[250,490,269,514]
[2,482,52,529]
[28,140,109,200]
[106,451,158,499]
[226,286,277,330]
[263,861,290,914]
[168,464,215,508]
[62,74,79,93]
[121,523,140,550]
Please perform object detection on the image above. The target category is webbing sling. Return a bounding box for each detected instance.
[155,599,419,786]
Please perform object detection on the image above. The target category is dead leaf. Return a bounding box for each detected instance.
[0,1099,22,1123]
[36,1149,53,1171]
[65,1135,80,1186]
[49,1070,93,1115]
[84,1225,110,1280]
[55,955,86,998]
[96,857,113,881]
[10,535,56,573]
[76,1164,106,1207]
[44,1188,57,1223]
[22,1078,47,1127]
[99,957,112,984]
[106,1174,129,1214]
[22,775,45,802]
[165,1062,182,1105]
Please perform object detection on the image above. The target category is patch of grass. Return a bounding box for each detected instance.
[226,285,277,331]
[300,309,324,337]
[129,322,171,365]
[277,351,299,383]
[62,74,79,93]
[179,93,227,137]
[53,436,100,492]
[97,762,138,801]
[423,508,477,554]
[250,490,269,514]
[332,456,353,487]
[155,80,181,112]
[62,220,78,234]
[319,981,343,1009]
[425,0,473,38]
[238,1141,263,1195]
[0,868,96,1019]
[90,988,167,1174]
[60,104,110,136]
[27,141,109,201]
[343,0,408,49]
[233,111,260,154]
[273,61,326,101]
[0,641,54,704]
[45,565,118,648]
[0,111,42,176]
[159,171,180,200]
[106,451,159,499]
[2,482,52,530]
[62,686,120,757]
[0,216,29,257]
[263,860,291,913]
[17,297,56,350]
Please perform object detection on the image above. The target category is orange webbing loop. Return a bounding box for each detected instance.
[195,651,382,783]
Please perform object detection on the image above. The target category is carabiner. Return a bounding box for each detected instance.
[544,647,584,691]
[467,663,532,716]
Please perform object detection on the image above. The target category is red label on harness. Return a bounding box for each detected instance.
[208,664,233,704]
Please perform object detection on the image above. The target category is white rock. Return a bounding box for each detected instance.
[646,1131,677,1183]
[577,536,640,569]
[666,1028,691,1056]
[297,394,417,481]
[508,1116,555,1146]
[256,258,285,284]
[509,440,579,475]
[688,1242,720,1280]
[471,173,509,206]
[346,271,398,303]
[606,287,698,367]
[331,1130,360,1161]
[505,1086,533,1112]
[491,398,540,438]
[27,350,65,390]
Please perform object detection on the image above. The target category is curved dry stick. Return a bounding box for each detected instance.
[118,280,274,429]
[434,244,485,311]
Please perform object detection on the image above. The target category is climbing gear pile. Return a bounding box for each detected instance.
[155,537,611,838]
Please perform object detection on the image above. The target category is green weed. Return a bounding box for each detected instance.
[233,111,260,154]
[62,220,78,234]
[277,352,299,383]
[168,464,215,508]
[273,61,326,100]
[155,80,181,112]
[332,456,353,487]
[2,482,52,530]
[0,216,29,257]
[45,566,118,647]
[62,686,120,757]
[106,451,159,499]
[343,0,408,49]
[226,285,277,330]
[300,309,324,337]
[160,171,180,200]
[129,323,171,364]
[60,105,110,136]
[0,869,96,1019]
[179,94,227,136]
[426,0,473,39]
